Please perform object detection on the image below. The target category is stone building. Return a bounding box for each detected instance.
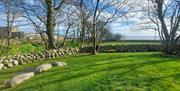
[0,27,24,39]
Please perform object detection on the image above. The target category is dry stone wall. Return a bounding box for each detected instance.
[0,47,79,70]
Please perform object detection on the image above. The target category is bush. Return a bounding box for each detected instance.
[103,40,160,43]
[56,40,79,48]
[19,42,45,53]
[0,42,45,56]
[80,44,162,53]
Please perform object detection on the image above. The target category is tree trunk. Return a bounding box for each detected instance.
[39,32,48,49]
[163,37,178,54]
[45,0,56,49]
[92,24,97,55]
[92,0,100,55]
[62,25,71,46]
[80,19,85,47]
[6,10,11,49]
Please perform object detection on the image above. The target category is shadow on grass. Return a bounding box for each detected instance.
[1,53,180,91]
[13,56,179,91]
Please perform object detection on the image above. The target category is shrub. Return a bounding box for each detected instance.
[0,42,45,56]
[80,44,162,53]
[19,42,45,53]
[56,40,79,48]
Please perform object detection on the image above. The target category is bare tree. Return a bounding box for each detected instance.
[78,0,130,55]
[20,3,48,48]
[18,0,64,49]
[148,0,180,54]
[0,0,20,49]
[61,5,79,46]
[45,0,56,49]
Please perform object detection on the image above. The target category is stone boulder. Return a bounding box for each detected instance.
[3,59,9,65]
[52,61,67,67]
[19,59,25,65]
[6,72,34,87]
[3,66,7,69]
[0,63,4,70]
[35,64,52,73]
[7,63,13,68]
[0,59,3,63]
[13,60,19,66]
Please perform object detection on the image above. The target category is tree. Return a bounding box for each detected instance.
[0,0,20,49]
[45,0,56,49]
[20,2,48,49]
[148,0,180,54]
[62,6,79,46]
[78,0,130,55]
[114,33,123,41]
[19,0,64,49]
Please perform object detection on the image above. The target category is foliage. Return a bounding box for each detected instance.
[0,53,180,91]
[0,42,45,56]
[100,41,160,46]
[19,42,45,53]
[81,44,162,53]
[56,40,79,48]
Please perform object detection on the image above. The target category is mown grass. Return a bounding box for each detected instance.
[0,52,180,91]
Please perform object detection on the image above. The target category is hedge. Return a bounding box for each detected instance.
[80,44,162,53]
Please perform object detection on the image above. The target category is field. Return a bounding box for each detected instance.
[100,41,160,45]
[0,52,180,91]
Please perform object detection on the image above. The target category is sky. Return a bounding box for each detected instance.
[0,0,164,40]
[0,12,159,40]
[102,0,158,38]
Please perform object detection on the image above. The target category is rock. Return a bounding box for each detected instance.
[0,63,4,70]
[35,64,52,73]
[55,53,59,57]
[13,60,19,66]
[33,56,36,60]
[52,53,56,58]
[64,51,68,55]
[3,66,7,69]
[8,59,13,63]
[0,59,3,63]
[27,61,32,63]
[70,49,75,54]
[61,51,65,56]
[6,72,34,87]
[23,58,28,62]
[42,54,46,59]
[53,49,57,53]
[75,48,79,52]
[19,59,24,65]
[52,61,67,67]
[3,60,9,65]
[7,63,13,68]
[36,55,41,60]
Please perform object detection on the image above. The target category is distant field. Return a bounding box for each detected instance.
[100,41,160,45]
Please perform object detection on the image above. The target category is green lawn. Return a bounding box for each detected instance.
[0,52,180,91]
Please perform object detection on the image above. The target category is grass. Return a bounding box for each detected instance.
[0,42,45,56]
[0,52,180,91]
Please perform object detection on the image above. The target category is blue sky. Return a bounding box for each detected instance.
[0,0,160,39]
[0,12,157,37]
